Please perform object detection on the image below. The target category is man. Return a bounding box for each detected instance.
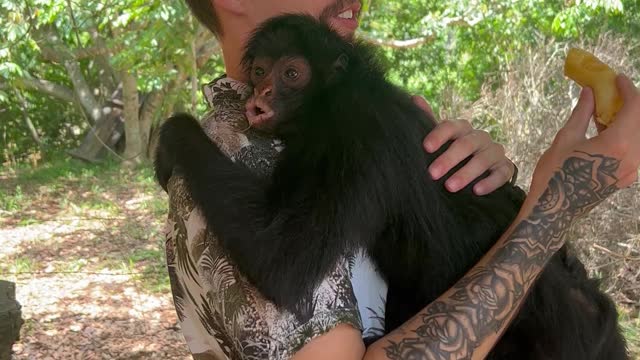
[165,0,640,359]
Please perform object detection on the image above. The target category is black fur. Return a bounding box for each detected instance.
[155,14,628,359]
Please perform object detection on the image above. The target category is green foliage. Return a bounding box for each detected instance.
[0,0,638,162]
[619,309,640,356]
[0,0,223,163]
[358,0,638,114]
[0,185,24,212]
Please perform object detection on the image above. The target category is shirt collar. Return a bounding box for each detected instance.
[202,74,252,109]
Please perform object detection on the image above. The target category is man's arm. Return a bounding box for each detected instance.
[294,77,640,360]
[369,150,620,360]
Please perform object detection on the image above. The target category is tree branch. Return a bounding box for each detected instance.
[195,23,215,49]
[357,14,482,49]
[88,27,118,91]
[11,77,76,103]
[359,34,436,49]
[33,24,103,124]
[73,43,127,61]
[196,40,220,67]
[15,90,44,147]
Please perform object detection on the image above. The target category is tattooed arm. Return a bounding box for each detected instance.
[360,76,640,360]
[373,152,619,359]
[291,76,639,360]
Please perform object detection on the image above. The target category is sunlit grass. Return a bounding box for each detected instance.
[619,310,640,358]
[0,185,25,212]
[141,196,169,217]
[8,257,35,274]
[120,248,170,293]
[1,152,169,294]
[61,258,89,272]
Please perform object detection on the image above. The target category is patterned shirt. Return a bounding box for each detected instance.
[164,75,387,360]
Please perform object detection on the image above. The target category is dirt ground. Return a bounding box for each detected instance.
[1,159,639,359]
[1,166,192,359]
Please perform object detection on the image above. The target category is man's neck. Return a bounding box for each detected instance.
[220,31,250,83]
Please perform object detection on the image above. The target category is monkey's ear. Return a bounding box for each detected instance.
[333,53,350,72]
[327,53,349,85]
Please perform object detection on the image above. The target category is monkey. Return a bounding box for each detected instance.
[155,14,628,359]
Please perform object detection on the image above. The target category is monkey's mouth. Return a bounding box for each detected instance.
[245,97,276,129]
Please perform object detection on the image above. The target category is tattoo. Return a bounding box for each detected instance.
[384,152,621,359]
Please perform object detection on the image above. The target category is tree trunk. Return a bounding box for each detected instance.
[160,70,189,120]
[190,16,199,113]
[0,280,23,360]
[89,28,118,92]
[69,89,124,163]
[140,90,165,157]
[64,60,102,125]
[190,41,198,112]
[121,70,142,164]
[16,91,43,148]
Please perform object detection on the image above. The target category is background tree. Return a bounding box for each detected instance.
[1,0,637,165]
[0,0,221,163]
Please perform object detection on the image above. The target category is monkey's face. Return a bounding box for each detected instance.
[245,56,314,132]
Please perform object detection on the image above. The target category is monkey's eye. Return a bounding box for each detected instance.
[254,67,265,77]
[285,68,299,80]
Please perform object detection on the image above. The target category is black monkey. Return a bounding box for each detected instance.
[155,15,627,359]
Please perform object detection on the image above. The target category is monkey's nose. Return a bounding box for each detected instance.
[255,86,273,99]
[251,103,267,116]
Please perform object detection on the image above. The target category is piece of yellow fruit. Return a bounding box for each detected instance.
[564,48,624,126]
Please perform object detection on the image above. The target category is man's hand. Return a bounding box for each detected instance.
[527,75,639,210]
[412,96,515,196]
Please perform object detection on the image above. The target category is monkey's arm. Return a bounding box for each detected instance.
[155,114,386,312]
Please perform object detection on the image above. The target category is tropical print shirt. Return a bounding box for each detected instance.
[164,75,388,360]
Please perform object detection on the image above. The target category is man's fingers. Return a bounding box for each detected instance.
[424,120,473,153]
[565,87,595,135]
[428,131,490,180]
[444,144,508,193]
[607,75,640,139]
[473,162,514,196]
[617,74,638,103]
[412,95,435,118]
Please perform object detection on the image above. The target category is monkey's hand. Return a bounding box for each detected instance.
[154,113,208,192]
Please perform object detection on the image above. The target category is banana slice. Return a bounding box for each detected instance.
[564,48,624,126]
